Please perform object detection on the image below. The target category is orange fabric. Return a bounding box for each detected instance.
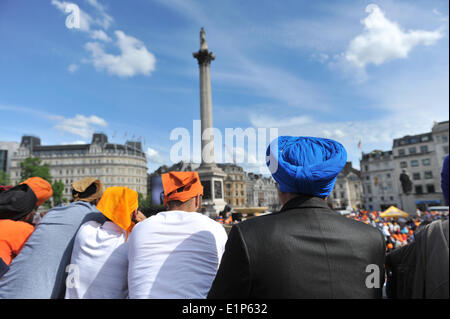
[161,172,204,205]
[0,219,34,265]
[21,177,53,207]
[96,187,138,233]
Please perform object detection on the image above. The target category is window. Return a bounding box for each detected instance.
[364,165,369,171]
[415,185,423,194]
[413,173,421,180]
[400,161,407,168]
[340,192,345,199]
[390,196,394,201]
[387,173,391,178]
[411,160,419,167]
[442,135,448,143]
[424,171,433,179]
[398,149,405,156]
[409,147,416,154]
[420,145,428,153]
[421,135,430,142]
[444,146,449,154]
[426,184,435,193]
[422,158,431,166]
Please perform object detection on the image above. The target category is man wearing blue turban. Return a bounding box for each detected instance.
[208,136,386,299]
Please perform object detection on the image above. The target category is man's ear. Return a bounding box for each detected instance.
[196,194,202,210]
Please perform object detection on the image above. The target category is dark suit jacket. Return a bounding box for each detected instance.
[208,195,385,299]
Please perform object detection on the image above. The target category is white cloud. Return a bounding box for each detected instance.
[54,114,108,138]
[345,4,443,68]
[147,147,164,164]
[84,0,113,29]
[85,30,156,77]
[90,29,111,42]
[68,63,79,73]
[249,114,311,128]
[61,140,88,145]
[310,53,329,64]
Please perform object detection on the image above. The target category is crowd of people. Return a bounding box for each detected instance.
[347,209,449,252]
[0,136,448,299]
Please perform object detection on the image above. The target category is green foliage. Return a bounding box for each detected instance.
[20,157,52,183]
[0,171,11,185]
[138,192,152,210]
[52,180,65,207]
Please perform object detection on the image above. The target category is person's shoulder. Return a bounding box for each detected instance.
[0,219,34,232]
[74,220,102,239]
[231,211,278,235]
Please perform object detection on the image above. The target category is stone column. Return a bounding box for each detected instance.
[193,27,216,168]
[192,28,226,215]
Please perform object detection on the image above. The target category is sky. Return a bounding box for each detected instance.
[0,0,448,174]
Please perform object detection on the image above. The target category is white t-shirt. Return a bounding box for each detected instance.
[65,220,129,299]
[127,210,228,299]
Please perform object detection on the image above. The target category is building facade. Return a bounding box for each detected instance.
[10,133,148,202]
[392,124,447,210]
[329,162,364,210]
[246,173,280,211]
[218,163,247,208]
[360,150,400,211]
[0,141,20,173]
[359,121,449,212]
[432,121,449,170]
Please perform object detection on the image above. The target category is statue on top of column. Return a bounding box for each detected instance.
[200,27,208,51]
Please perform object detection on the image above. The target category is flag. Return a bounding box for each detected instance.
[357,139,362,150]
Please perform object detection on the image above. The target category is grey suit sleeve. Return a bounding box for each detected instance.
[207,225,251,299]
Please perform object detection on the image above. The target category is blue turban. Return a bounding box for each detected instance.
[441,155,449,205]
[266,136,347,198]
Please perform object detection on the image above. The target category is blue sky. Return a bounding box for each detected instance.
[0,0,448,174]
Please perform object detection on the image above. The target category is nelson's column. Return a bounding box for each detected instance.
[193,27,226,214]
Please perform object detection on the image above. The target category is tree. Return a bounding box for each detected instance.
[20,157,52,183]
[0,171,11,185]
[138,192,151,210]
[19,157,63,208]
[52,180,65,207]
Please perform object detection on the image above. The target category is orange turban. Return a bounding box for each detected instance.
[161,172,203,205]
[21,177,53,207]
[96,187,138,233]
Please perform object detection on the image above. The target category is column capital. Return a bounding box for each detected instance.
[193,50,215,65]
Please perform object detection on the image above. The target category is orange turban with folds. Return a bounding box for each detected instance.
[21,177,53,207]
[161,172,203,205]
[96,187,138,233]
